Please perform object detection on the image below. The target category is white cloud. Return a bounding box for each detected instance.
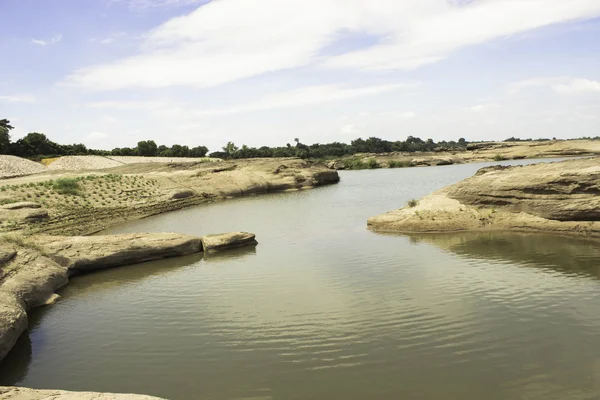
[468,103,500,112]
[340,124,359,134]
[63,0,600,90]
[89,100,168,110]
[195,84,409,116]
[396,111,416,119]
[509,77,600,95]
[116,0,206,10]
[552,79,600,94]
[31,34,62,46]
[88,132,109,140]
[88,84,409,116]
[0,95,36,103]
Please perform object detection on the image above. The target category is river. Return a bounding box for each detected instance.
[1,159,599,400]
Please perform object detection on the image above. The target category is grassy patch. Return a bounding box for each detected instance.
[346,157,381,170]
[493,154,507,161]
[388,160,411,168]
[407,199,418,208]
[53,178,83,196]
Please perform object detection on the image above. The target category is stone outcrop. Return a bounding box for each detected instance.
[0,386,163,399]
[0,202,42,210]
[201,232,257,251]
[368,158,600,237]
[36,233,203,273]
[0,231,256,363]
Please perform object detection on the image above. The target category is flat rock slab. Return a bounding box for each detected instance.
[0,202,41,210]
[35,233,203,273]
[201,232,257,251]
[0,386,164,399]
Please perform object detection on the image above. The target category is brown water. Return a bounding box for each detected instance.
[1,159,600,400]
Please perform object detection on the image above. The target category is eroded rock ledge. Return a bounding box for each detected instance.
[0,232,257,364]
[368,157,600,237]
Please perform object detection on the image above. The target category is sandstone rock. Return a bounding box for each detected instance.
[23,209,49,220]
[312,170,341,185]
[0,294,27,365]
[36,233,203,273]
[368,157,600,237]
[170,189,196,200]
[445,158,600,221]
[0,250,16,265]
[0,202,41,210]
[0,386,164,399]
[201,232,257,251]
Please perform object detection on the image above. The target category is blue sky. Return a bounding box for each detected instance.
[1,0,599,151]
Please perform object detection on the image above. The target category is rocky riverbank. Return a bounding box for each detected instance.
[327,139,600,170]
[368,157,600,237]
[0,158,339,235]
[0,231,257,363]
[0,386,164,399]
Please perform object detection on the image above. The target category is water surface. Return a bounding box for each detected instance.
[1,159,599,400]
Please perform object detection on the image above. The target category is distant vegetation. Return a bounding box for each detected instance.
[2,118,599,161]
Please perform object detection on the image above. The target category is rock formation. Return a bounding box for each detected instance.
[0,231,257,363]
[368,158,600,237]
[0,386,163,399]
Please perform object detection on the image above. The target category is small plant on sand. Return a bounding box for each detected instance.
[53,178,83,196]
[493,154,506,162]
[407,199,418,208]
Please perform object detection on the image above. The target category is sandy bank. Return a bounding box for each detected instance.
[368,157,600,237]
[0,158,339,235]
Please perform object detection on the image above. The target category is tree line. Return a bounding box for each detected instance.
[0,119,471,160]
[0,120,208,159]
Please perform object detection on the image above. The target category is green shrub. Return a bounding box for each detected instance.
[493,154,506,161]
[407,199,418,208]
[366,159,381,169]
[53,178,83,196]
[388,160,410,168]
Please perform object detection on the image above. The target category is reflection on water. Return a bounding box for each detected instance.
[1,159,599,400]
[405,231,600,280]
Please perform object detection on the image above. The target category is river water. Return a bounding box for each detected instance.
[1,159,600,400]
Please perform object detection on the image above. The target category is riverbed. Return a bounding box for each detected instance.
[1,159,599,400]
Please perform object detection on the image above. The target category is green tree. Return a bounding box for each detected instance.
[11,132,61,157]
[136,140,158,156]
[222,141,239,159]
[0,119,14,154]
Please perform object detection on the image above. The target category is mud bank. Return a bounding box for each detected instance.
[368,157,600,237]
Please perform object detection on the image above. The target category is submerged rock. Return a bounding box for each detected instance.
[201,232,258,251]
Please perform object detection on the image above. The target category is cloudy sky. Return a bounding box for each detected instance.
[1,0,599,151]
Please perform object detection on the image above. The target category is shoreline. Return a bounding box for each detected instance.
[0,158,340,236]
[368,157,600,238]
[0,158,339,398]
